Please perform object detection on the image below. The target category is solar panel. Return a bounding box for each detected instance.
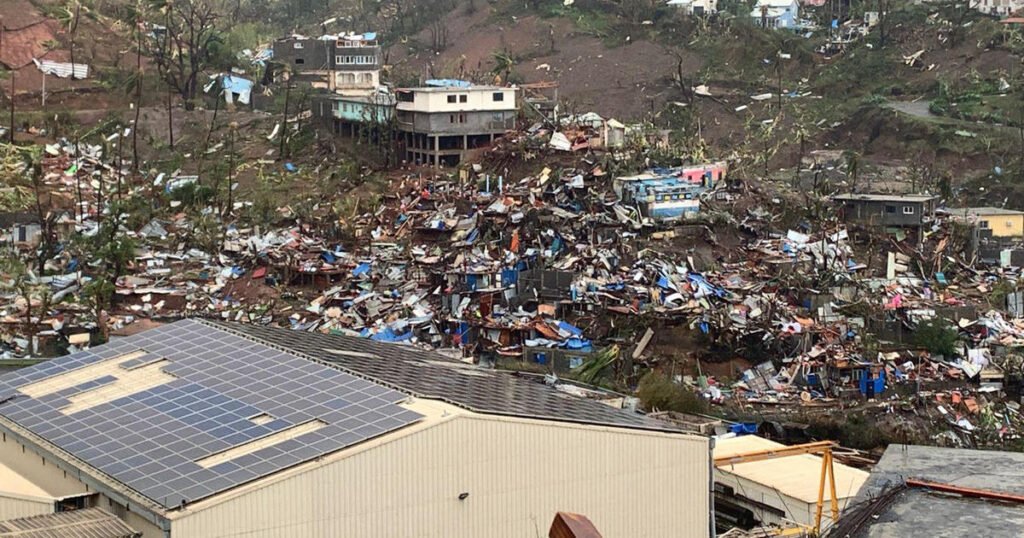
[219,320,678,432]
[0,320,423,508]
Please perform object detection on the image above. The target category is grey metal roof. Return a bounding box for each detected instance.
[953,206,1024,216]
[0,320,422,509]
[832,193,938,203]
[0,508,140,538]
[208,320,680,432]
[851,445,1024,537]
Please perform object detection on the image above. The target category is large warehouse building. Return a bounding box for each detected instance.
[0,319,711,537]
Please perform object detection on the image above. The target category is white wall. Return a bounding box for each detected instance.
[399,88,517,113]
[173,412,709,538]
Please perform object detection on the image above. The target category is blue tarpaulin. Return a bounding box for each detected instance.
[367,328,413,342]
[501,268,518,286]
[558,321,583,337]
[220,75,253,104]
[565,338,592,352]
[688,273,725,298]
[352,263,371,277]
[728,423,759,435]
[425,79,472,88]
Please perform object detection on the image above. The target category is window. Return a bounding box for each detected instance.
[885,205,896,213]
[979,220,990,229]
[447,95,457,103]
[902,206,915,215]
[1007,220,1015,229]
[293,42,303,49]
[459,95,468,103]
[493,92,504,102]
[336,55,375,65]
[294,58,304,65]
[397,92,414,102]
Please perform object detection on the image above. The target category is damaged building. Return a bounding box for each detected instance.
[396,82,518,167]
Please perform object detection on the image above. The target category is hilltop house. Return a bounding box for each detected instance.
[272,32,382,94]
[751,0,800,28]
[315,90,396,138]
[667,0,719,16]
[973,0,1024,16]
[952,207,1024,238]
[832,193,938,228]
[396,81,518,167]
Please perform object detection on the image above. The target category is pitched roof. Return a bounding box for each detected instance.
[0,320,422,510]
[0,508,140,538]
[208,320,677,432]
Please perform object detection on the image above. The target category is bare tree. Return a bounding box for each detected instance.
[69,1,82,80]
[147,0,220,110]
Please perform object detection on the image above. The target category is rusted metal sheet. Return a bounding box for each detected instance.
[549,512,603,538]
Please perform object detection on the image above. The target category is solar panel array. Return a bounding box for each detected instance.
[0,320,422,509]
[215,321,679,432]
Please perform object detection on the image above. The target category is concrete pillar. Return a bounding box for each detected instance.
[433,136,440,169]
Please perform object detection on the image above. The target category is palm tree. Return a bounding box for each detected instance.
[491,50,515,85]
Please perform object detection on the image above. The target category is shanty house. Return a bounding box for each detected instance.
[396,82,517,167]
[668,0,719,15]
[714,435,869,530]
[0,319,710,538]
[953,207,1024,238]
[974,0,1024,16]
[750,0,800,28]
[832,193,938,228]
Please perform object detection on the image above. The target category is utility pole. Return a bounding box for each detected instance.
[225,122,237,219]
[132,9,142,171]
[167,88,174,149]
[280,74,291,159]
[8,70,14,144]
[75,137,84,221]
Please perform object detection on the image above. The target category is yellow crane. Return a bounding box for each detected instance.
[714,440,839,537]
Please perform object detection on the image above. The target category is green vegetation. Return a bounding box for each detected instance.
[913,319,960,357]
[637,371,708,414]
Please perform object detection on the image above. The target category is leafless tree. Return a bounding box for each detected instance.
[147,0,220,110]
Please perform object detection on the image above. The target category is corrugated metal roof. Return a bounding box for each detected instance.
[714,436,869,504]
[0,508,140,538]
[32,59,89,79]
[832,193,937,203]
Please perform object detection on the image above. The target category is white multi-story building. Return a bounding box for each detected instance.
[395,82,518,167]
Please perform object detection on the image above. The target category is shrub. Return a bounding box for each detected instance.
[637,371,707,414]
[913,319,960,357]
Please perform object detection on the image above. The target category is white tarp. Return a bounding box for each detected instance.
[33,58,89,79]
